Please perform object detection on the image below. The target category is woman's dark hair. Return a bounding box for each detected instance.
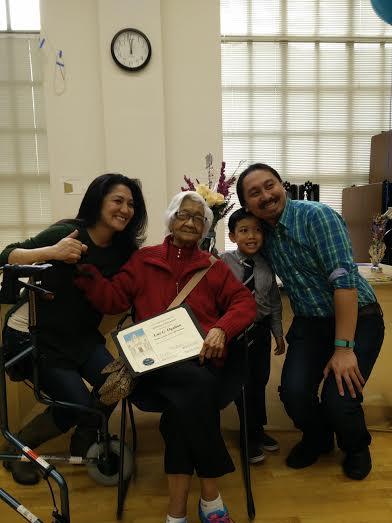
[71,173,147,255]
[236,163,282,207]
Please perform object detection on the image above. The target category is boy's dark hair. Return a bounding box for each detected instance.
[228,208,261,233]
[236,163,282,207]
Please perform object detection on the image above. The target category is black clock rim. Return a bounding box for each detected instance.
[110,27,152,72]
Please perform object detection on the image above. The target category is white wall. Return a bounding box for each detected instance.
[40,0,223,246]
[161,0,223,200]
[40,0,106,221]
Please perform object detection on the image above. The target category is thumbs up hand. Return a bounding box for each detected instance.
[51,229,88,263]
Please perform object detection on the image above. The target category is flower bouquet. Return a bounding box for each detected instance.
[181,154,243,252]
[369,208,392,271]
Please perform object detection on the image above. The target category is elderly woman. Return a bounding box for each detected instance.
[75,191,256,523]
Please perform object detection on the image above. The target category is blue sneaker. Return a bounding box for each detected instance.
[198,501,234,522]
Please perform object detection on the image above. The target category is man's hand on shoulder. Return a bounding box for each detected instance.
[323,349,365,399]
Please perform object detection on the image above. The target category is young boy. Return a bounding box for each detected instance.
[220,208,285,464]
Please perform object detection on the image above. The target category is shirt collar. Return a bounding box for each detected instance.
[234,248,245,260]
[234,249,258,265]
[262,196,294,233]
[278,197,295,230]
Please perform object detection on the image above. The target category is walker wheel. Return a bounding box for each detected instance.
[86,438,133,486]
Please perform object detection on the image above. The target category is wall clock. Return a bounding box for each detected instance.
[111,28,152,72]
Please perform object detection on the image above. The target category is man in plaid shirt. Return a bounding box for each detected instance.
[236,162,384,481]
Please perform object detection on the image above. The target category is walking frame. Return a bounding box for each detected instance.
[0,263,132,522]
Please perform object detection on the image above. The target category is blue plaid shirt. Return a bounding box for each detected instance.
[262,198,376,317]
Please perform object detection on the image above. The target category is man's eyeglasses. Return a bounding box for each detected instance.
[175,210,207,226]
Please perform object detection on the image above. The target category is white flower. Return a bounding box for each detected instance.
[381,208,392,220]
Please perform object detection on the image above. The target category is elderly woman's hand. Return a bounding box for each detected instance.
[199,327,226,364]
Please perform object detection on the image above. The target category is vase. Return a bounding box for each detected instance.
[369,241,386,272]
[200,228,218,256]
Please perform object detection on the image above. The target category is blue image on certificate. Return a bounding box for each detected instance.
[124,328,145,343]
[123,328,154,357]
[143,358,155,366]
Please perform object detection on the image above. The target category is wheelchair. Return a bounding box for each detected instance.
[0,263,133,522]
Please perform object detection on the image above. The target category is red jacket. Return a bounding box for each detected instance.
[75,237,256,352]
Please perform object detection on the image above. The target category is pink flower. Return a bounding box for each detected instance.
[182,175,196,191]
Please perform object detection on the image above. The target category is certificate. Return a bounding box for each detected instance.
[112,304,205,376]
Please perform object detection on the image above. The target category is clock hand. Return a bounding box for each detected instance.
[130,37,133,55]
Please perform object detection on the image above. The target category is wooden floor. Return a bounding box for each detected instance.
[0,411,391,523]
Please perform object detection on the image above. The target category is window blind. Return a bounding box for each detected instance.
[221,0,392,249]
[0,35,51,250]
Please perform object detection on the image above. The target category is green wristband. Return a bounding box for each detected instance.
[334,339,355,349]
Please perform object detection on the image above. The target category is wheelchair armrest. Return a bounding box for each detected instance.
[1,263,52,278]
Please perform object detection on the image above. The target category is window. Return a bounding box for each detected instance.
[0,1,50,250]
[221,0,392,248]
[0,0,40,31]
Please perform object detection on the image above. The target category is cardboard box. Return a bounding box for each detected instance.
[369,131,392,183]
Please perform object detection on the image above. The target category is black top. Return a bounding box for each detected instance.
[0,222,131,368]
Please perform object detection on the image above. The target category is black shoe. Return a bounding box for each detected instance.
[343,447,372,480]
[286,440,321,468]
[262,433,279,452]
[3,408,62,486]
[248,440,266,464]
[286,435,334,469]
[3,460,40,486]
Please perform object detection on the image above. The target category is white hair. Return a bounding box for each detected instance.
[164,191,214,239]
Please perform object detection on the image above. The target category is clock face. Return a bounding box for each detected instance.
[111,28,152,71]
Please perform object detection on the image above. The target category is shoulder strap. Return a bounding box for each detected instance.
[167,256,218,310]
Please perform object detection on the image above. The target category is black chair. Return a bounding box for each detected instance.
[283,181,298,200]
[115,327,256,521]
[299,181,320,201]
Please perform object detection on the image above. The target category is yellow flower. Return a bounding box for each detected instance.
[205,192,218,207]
[196,184,210,198]
[215,192,225,205]
[196,185,225,208]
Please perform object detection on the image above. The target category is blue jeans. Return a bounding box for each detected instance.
[37,343,114,432]
[279,310,384,453]
[4,327,114,433]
